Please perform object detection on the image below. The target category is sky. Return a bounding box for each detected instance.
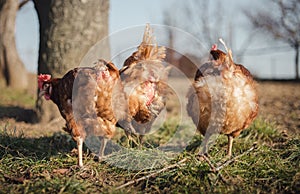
[15,0,295,79]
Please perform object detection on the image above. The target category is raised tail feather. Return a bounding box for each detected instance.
[121,24,166,73]
[219,38,234,69]
[137,23,166,61]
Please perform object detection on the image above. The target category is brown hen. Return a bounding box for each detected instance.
[186,41,258,157]
[119,24,170,145]
[38,59,127,166]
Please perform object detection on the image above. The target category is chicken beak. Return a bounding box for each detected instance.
[119,66,129,74]
[38,90,46,98]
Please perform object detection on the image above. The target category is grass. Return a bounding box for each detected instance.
[0,87,35,108]
[0,87,36,123]
[0,81,299,193]
[0,118,299,194]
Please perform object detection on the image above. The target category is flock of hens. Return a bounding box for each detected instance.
[38,24,258,167]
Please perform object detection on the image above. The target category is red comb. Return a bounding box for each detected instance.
[211,44,217,51]
[38,74,51,89]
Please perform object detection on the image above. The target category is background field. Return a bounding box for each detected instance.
[0,79,299,193]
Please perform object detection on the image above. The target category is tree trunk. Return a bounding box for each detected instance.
[295,45,299,80]
[0,0,28,89]
[33,0,110,123]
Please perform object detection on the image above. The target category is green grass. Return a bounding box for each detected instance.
[0,118,299,193]
[0,87,35,108]
[0,86,36,122]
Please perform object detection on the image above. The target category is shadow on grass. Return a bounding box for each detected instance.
[0,128,123,162]
[0,105,38,123]
[0,129,76,160]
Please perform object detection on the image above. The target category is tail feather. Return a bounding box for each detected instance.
[219,38,234,68]
[136,23,166,62]
[120,24,166,74]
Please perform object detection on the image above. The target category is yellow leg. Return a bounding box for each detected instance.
[77,137,84,167]
[138,135,144,149]
[198,134,210,156]
[227,135,234,157]
[98,137,107,160]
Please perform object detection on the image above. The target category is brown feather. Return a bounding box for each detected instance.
[39,59,126,166]
[187,42,259,156]
[120,24,170,143]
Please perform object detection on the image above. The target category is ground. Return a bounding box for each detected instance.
[0,80,299,193]
[257,81,300,134]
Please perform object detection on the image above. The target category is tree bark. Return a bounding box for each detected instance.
[295,45,299,80]
[0,0,28,89]
[33,0,110,123]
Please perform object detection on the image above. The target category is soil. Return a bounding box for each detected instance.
[256,81,300,134]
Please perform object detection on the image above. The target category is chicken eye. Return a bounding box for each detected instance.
[43,83,50,90]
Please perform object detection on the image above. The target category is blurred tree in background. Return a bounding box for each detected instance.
[162,0,256,78]
[33,0,110,123]
[245,0,300,80]
[0,0,29,89]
